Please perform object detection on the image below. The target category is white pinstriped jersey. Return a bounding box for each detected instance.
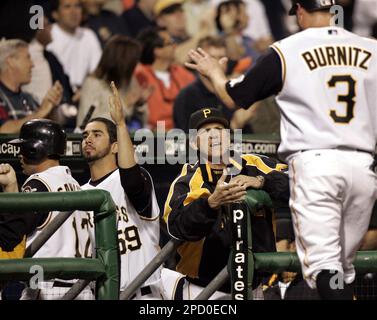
[271,26,377,161]
[81,169,161,291]
[24,166,90,258]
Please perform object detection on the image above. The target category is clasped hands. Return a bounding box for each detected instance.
[207,171,264,210]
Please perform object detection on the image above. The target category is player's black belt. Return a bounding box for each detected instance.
[129,285,152,299]
[52,281,74,288]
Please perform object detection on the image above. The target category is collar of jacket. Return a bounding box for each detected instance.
[197,153,246,186]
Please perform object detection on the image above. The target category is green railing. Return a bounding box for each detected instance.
[0,190,119,300]
[254,251,377,274]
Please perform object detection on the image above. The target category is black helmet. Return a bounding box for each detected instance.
[9,119,66,163]
[289,0,336,16]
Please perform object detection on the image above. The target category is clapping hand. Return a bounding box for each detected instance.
[231,175,264,189]
[207,170,247,210]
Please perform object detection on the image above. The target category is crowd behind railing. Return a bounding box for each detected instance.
[0,0,375,136]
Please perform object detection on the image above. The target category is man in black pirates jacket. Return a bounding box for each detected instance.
[163,108,289,292]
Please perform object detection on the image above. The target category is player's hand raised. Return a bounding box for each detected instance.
[185,48,228,80]
[109,81,126,126]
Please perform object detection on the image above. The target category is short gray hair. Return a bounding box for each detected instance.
[0,39,29,73]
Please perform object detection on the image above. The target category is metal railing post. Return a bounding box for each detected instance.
[194,267,229,300]
[120,239,181,300]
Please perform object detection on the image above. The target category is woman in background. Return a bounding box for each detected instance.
[78,35,151,131]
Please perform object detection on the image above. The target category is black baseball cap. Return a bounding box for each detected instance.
[189,108,230,130]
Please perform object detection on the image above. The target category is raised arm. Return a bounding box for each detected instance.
[185,48,283,110]
[109,81,137,169]
[108,82,153,216]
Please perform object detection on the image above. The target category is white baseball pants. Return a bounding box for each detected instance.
[288,149,377,288]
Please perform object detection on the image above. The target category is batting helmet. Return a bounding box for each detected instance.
[9,119,66,163]
[289,0,336,16]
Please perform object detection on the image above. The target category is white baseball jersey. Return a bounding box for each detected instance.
[271,26,377,161]
[24,166,90,258]
[81,169,161,291]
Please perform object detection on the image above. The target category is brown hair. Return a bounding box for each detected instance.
[94,35,141,87]
[198,36,226,50]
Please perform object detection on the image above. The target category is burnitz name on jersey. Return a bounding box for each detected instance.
[302,46,372,71]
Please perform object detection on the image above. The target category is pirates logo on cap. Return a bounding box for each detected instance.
[203,109,211,118]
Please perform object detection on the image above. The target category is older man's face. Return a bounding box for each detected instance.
[197,122,230,164]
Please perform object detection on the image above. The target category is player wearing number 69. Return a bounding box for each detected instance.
[185,0,377,300]
[81,82,162,299]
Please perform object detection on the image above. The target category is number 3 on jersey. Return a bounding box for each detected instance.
[118,225,142,254]
[327,75,356,124]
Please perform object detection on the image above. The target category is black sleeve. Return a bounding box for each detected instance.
[166,182,219,241]
[244,155,290,205]
[21,179,50,235]
[226,49,283,108]
[119,165,153,218]
[0,212,28,251]
[263,171,290,205]
[0,179,52,251]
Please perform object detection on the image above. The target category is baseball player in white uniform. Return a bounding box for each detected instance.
[81,82,163,299]
[80,83,222,300]
[185,0,377,299]
[0,119,93,300]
